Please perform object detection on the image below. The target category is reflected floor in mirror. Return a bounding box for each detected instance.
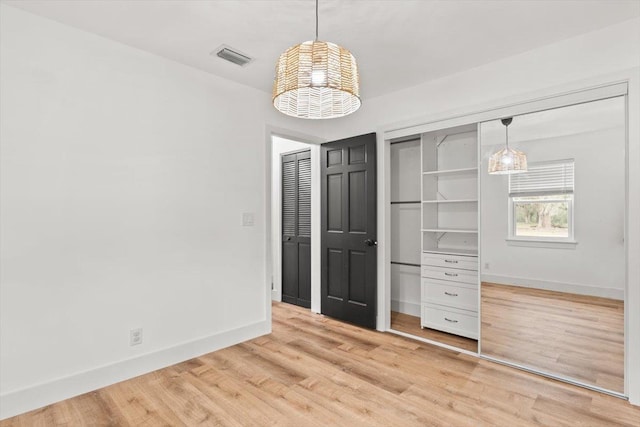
[481,282,624,393]
[390,311,478,352]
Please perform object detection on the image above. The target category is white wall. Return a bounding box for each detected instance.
[322,17,640,403]
[0,4,321,419]
[270,136,320,313]
[480,98,626,299]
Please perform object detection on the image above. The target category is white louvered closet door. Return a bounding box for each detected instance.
[281,150,312,308]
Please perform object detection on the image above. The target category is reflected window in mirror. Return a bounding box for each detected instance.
[508,159,575,242]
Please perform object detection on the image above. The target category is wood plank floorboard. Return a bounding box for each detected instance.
[481,282,625,393]
[390,310,478,352]
[2,301,638,426]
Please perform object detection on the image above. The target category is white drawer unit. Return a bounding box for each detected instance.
[421,278,477,312]
[420,250,478,340]
[421,265,477,285]
[421,252,478,271]
[421,303,478,340]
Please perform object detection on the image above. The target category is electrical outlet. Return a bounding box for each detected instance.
[242,212,254,227]
[130,328,143,346]
[484,262,490,269]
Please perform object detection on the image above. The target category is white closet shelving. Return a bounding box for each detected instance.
[421,125,479,256]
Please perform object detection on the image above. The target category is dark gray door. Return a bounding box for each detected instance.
[321,133,377,329]
[282,150,311,308]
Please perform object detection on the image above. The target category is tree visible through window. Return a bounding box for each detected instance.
[509,160,574,240]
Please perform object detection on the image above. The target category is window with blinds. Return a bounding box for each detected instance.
[509,160,574,197]
[508,160,575,241]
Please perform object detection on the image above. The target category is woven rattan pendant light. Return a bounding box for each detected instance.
[488,118,528,175]
[272,0,361,119]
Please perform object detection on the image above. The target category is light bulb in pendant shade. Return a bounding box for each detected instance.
[311,70,327,86]
[500,153,513,165]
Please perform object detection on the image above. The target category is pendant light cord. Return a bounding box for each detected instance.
[501,117,513,149]
[315,0,319,41]
[505,124,509,149]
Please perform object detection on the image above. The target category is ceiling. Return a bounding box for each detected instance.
[4,0,639,100]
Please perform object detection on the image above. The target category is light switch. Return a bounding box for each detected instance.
[242,212,255,227]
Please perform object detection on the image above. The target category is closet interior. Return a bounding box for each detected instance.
[390,124,479,352]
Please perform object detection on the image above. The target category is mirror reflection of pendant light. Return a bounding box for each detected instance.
[488,117,528,174]
[272,0,361,119]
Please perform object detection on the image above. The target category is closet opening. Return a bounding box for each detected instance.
[389,125,479,353]
[380,81,632,398]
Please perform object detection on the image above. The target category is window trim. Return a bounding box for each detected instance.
[505,238,578,249]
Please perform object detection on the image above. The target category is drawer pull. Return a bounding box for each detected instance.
[444,291,458,297]
[444,272,458,277]
[444,259,458,264]
[444,317,459,323]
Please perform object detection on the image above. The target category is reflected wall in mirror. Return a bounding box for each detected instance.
[480,96,626,394]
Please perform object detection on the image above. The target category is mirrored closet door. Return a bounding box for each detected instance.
[479,96,626,394]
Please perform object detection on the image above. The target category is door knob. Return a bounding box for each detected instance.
[364,239,378,247]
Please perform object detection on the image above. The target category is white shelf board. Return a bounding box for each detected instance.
[422,199,478,204]
[422,167,478,176]
[422,228,478,233]
[422,248,478,256]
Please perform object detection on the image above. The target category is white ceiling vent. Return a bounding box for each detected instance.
[213,45,253,67]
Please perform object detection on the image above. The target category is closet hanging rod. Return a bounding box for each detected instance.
[390,138,420,145]
[390,261,421,267]
[390,201,420,205]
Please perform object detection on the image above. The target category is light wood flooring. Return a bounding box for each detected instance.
[390,310,478,352]
[481,282,625,393]
[3,301,638,426]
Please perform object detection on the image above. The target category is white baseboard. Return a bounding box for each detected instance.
[391,299,421,317]
[0,319,270,420]
[481,273,624,300]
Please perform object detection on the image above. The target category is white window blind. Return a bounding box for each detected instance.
[509,160,574,197]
